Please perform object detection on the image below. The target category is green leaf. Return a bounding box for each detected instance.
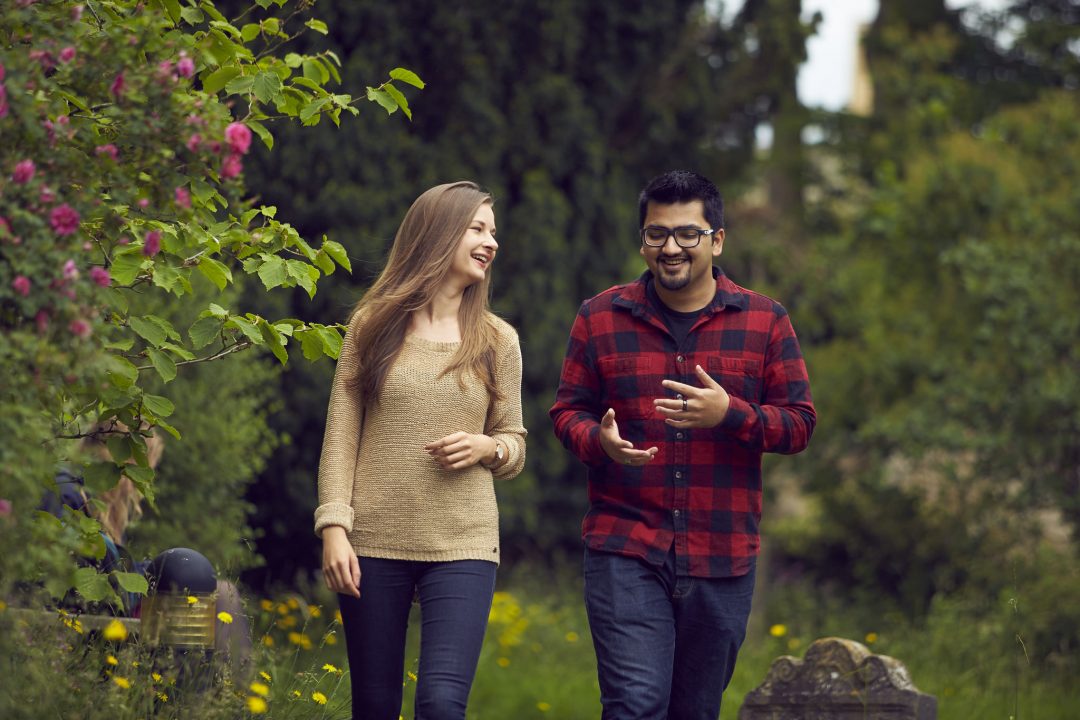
[189,316,223,349]
[129,316,167,347]
[209,20,243,40]
[261,206,277,219]
[253,72,284,104]
[241,23,261,42]
[305,18,329,35]
[106,437,130,464]
[389,67,425,89]
[142,394,175,418]
[110,251,146,286]
[313,248,336,275]
[83,462,122,491]
[199,1,226,22]
[57,90,91,114]
[180,5,205,24]
[147,347,177,382]
[198,256,232,290]
[227,316,263,345]
[208,303,230,318]
[318,326,344,359]
[74,567,114,603]
[145,315,181,341]
[322,239,352,272]
[297,329,324,361]
[113,571,149,595]
[284,53,303,68]
[366,87,398,115]
[248,119,274,150]
[303,58,329,84]
[203,66,242,94]
[383,82,411,120]
[226,73,255,96]
[258,319,289,364]
[104,355,139,389]
[161,342,195,361]
[257,255,288,289]
[286,259,318,299]
[151,264,183,295]
[159,0,182,24]
[154,418,181,442]
[300,96,331,124]
[123,464,156,504]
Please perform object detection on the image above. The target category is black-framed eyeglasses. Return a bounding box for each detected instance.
[640,225,716,248]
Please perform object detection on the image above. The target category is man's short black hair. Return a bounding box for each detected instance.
[638,170,724,230]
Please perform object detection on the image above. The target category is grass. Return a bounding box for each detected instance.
[1,569,1076,718]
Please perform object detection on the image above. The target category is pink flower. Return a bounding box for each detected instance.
[137,198,149,209]
[117,235,130,245]
[29,50,55,71]
[156,60,174,82]
[11,275,31,297]
[60,47,76,63]
[220,153,243,179]
[40,186,56,204]
[35,309,49,333]
[143,230,162,257]
[13,160,35,184]
[50,204,80,236]
[69,319,92,340]
[62,259,80,280]
[176,53,195,79]
[72,5,84,20]
[186,133,202,152]
[0,498,11,517]
[90,266,111,287]
[0,217,10,236]
[110,73,125,98]
[95,144,119,160]
[225,122,252,155]
[0,63,5,82]
[174,186,191,209]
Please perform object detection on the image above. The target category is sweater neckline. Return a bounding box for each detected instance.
[404,333,460,352]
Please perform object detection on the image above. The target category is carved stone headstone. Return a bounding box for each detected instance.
[738,637,937,720]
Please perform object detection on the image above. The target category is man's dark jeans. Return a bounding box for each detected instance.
[584,546,756,720]
[338,557,497,720]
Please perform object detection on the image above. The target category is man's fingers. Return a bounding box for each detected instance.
[601,408,615,427]
[695,364,720,387]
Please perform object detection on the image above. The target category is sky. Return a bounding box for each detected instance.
[718,0,1015,110]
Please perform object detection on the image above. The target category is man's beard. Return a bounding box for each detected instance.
[656,256,690,291]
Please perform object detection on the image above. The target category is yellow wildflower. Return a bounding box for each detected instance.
[323,663,341,674]
[291,690,302,698]
[131,661,140,668]
[262,635,275,647]
[309,605,322,618]
[769,624,787,638]
[408,671,418,682]
[102,619,128,642]
[288,631,312,649]
[0,600,7,612]
[113,676,131,689]
[787,638,801,651]
[158,692,169,703]
[250,681,270,697]
[246,696,268,714]
[186,596,198,605]
[217,611,233,624]
[334,609,343,624]
[497,657,510,667]
[325,632,338,646]
[538,701,551,712]
[152,672,162,682]
[865,632,878,645]
[287,597,300,609]
[259,671,272,683]
[276,602,289,615]
[312,691,328,705]
[565,631,579,643]
[260,599,274,612]
[105,655,119,666]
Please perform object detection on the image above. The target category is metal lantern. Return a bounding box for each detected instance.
[141,547,217,650]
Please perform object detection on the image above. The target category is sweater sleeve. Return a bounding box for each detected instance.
[486,326,527,480]
[313,312,365,537]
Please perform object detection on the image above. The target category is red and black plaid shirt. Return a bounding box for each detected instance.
[550,268,816,578]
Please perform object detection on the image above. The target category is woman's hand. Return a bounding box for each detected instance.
[321,526,360,598]
[424,432,497,470]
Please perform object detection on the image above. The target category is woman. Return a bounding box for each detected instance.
[315,181,527,719]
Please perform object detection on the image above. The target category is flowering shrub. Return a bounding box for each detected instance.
[0,0,422,604]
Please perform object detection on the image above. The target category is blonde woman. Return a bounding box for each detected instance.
[315,181,526,720]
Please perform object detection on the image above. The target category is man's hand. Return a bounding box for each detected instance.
[654,364,731,428]
[425,432,497,470]
[599,408,659,466]
[322,526,361,598]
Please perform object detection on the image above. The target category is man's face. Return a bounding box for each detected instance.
[639,200,723,293]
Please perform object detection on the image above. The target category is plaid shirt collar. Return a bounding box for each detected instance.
[611,266,749,332]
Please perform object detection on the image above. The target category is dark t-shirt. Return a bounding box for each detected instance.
[646,279,705,349]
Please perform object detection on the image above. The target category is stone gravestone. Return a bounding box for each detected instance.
[738,637,937,720]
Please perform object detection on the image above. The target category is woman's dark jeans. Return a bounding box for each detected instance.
[584,546,756,720]
[338,556,497,720]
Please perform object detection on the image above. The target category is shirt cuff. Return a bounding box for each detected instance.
[716,395,752,435]
[314,502,354,537]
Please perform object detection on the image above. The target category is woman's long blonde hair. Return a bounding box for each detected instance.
[346,181,502,402]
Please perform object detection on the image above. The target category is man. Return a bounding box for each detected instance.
[550,170,815,719]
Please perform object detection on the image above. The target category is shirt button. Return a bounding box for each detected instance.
[676,432,684,440]
[676,355,685,363]
[675,471,682,479]
[673,509,681,517]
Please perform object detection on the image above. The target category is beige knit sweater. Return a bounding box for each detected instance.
[313,312,527,565]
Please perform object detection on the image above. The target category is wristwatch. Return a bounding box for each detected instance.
[485,439,505,468]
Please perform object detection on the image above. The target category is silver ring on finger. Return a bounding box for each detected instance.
[682,398,688,412]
